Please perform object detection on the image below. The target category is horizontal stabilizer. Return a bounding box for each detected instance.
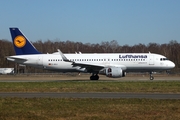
[6,56,27,61]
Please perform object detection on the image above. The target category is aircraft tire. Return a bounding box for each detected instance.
[90,75,99,80]
[150,76,154,80]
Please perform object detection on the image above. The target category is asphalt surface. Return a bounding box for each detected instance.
[0,74,180,82]
[0,92,180,99]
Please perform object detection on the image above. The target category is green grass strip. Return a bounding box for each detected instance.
[0,98,180,120]
[0,81,180,93]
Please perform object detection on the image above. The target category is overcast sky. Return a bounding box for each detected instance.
[0,0,180,45]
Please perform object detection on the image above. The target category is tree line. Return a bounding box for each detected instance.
[0,39,179,73]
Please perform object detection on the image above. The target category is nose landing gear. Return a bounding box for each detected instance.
[150,72,154,80]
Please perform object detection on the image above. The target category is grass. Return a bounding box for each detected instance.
[0,75,180,119]
[0,98,180,120]
[0,81,180,93]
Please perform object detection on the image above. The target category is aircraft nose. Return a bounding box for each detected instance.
[170,61,175,68]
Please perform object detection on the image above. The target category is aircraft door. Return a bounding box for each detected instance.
[149,55,154,65]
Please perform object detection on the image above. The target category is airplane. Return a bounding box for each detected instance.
[0,68,14,74]
[6,28,175,80]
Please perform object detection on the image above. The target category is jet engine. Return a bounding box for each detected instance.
[104,67,126,78]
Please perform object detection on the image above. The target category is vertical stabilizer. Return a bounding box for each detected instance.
[9,28,41,55]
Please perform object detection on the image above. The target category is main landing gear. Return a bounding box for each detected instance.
[150,72,154,80]
[90,73,99,80]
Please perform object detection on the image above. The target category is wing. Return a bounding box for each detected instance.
[57,49,104,73]
[72,62,104,73]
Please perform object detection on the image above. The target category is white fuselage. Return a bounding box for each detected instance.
[7,53,175,73]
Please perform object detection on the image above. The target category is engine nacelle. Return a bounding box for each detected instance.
[105,67,126,78]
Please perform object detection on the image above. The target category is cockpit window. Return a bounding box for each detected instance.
[160,58,168,61]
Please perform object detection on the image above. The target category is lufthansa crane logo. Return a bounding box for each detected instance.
[14,36,26,48]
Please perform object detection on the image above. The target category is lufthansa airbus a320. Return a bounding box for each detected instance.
[7,28,175,80]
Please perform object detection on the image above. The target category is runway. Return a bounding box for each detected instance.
[0,74,180,82]
[0,75,180,99]
[0,92,180,99]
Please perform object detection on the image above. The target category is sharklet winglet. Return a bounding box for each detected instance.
[57,49,71,62]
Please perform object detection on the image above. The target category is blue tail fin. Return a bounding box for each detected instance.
[9,28,41,55]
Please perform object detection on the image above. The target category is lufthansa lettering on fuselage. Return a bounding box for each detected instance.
[119,55,147,58]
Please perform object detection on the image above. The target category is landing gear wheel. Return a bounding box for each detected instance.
[95,75,99,80]
[149,72,154,80]
[150,76,154,80]
[90,74,99,80]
